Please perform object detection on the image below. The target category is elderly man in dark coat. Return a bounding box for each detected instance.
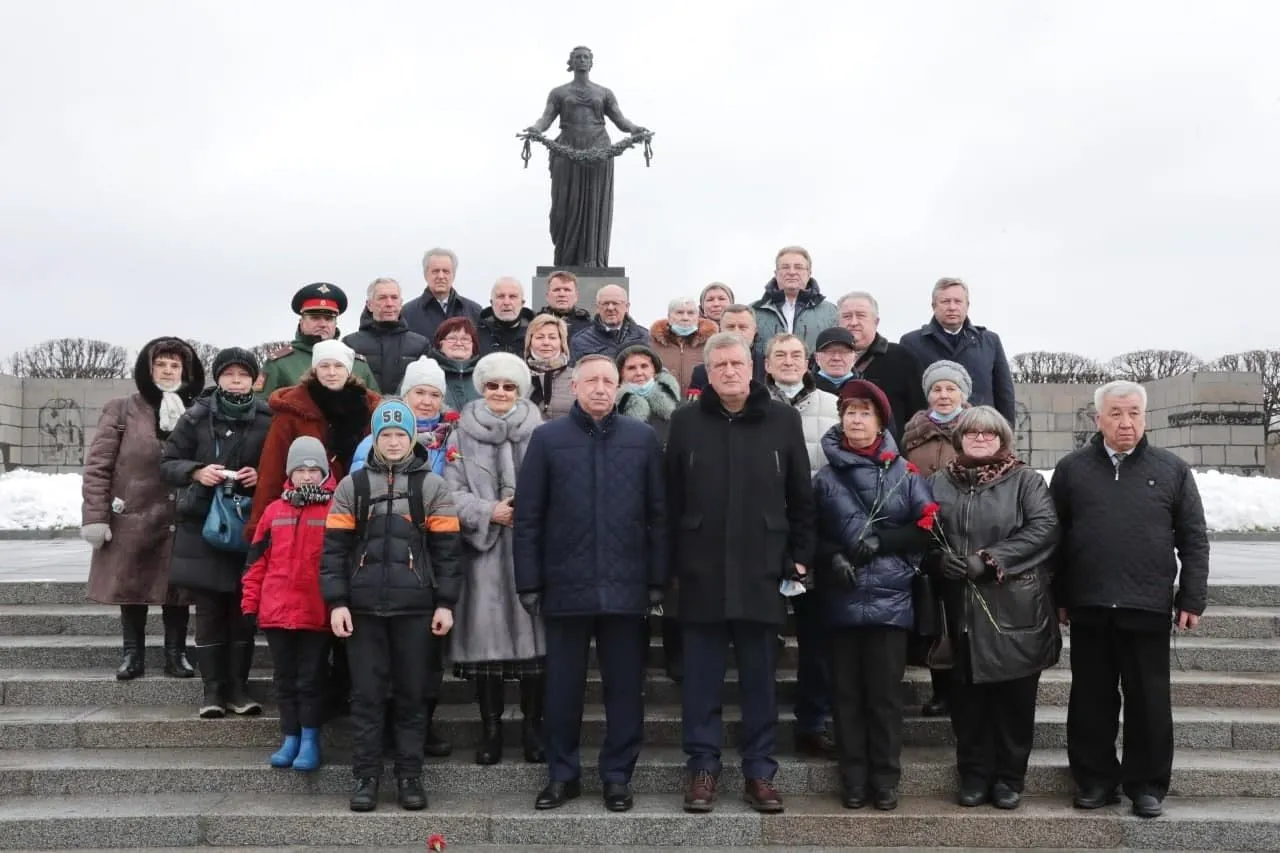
[515,354,668,814]
[665,332,815,815]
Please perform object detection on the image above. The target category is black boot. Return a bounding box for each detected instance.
[195,644,227,719]
[474,676,504,765]
[224,641,262,715]
[325,641,351,720]
[161,606,195,678]
[116,605,147,680]
[519,675,546,764]
[423,698,452,757]
[922,668,950,717]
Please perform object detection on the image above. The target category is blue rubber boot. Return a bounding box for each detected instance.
[293,727,322,772]
[269,734,300,768]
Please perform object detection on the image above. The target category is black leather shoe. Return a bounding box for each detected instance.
[396,777,427,811]
[921,696,949,717]
[795,730,836,758]
[349,777,379,812]
[1131,793,1163,818]
[873,787,899,811]
[602,781,633,812]
[958,783,989,807]
[991,782,1020,810]
[1074,786,1121,809]
[535,779,581,810]
[840,786,867,809]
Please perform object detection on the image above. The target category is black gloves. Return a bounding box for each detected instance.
[849,534,881,567]
[242,612,258,635]
[831,553,858,588]
[519,593,541,616]
[942,554,988,581]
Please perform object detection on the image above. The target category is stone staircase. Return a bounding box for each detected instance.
[0,578,1278,850]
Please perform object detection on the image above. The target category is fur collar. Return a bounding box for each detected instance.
[649,317,718,348]
[457,397,541,446]
[617,371,681,422]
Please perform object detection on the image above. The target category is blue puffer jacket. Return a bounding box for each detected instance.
[514,403,668,616]
[812,428,933,630]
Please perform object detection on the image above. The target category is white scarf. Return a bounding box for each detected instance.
[156,380,186,432]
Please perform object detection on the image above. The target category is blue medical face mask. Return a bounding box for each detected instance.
[625,379,656,396]
[670,323,698,337]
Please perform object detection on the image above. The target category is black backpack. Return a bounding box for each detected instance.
[349,467,428,545]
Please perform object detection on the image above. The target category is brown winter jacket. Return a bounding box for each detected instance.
[248,380,379,538]
[902,408,966,477]
[82,338,204,605]
[648,318,718,393]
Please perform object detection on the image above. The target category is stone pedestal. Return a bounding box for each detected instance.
[530,266,629,312]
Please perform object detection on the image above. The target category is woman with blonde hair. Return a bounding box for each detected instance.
[524,313,575,420]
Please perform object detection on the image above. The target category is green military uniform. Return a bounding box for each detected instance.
[255,282,381,396]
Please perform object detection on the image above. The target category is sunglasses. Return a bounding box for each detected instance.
[484,381,520,393]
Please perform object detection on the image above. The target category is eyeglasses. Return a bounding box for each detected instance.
[484,381,519,393]
[964,430,999,441]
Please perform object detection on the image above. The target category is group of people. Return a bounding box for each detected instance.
[81,245,1209,820]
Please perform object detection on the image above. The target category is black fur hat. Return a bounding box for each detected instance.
[212,347,260,383]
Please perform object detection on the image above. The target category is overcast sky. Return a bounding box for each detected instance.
[2,1,1277,363]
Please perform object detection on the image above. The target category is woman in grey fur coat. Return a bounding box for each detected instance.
[444,352,547,766]
[615,345,681,446]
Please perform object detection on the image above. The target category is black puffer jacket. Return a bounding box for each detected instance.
[1050,433,1210,616]
[161,391,273,593]
[929,460,1061,684]
[343,316,429,394]
[477,307,535,357]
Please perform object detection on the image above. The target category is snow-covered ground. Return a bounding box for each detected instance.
[1,468,1278,533]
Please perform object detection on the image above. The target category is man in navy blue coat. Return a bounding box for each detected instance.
[514,354,668,814]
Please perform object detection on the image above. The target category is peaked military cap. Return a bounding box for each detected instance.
[291,282,347,316]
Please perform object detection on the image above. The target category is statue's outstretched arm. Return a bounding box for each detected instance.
[525,91,560,134]
[603,89,648,136]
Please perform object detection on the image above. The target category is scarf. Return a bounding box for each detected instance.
[528,353,569,373]
[948,451,1023,485]
[457,398,540,498]
[307,380,371,466]
[214,389,255,421]
[282,483,333,507]
[842,433,885,458]
[156,380,187,433]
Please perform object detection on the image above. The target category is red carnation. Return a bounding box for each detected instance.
[427,835,447,852]
[879,451,897,464]
[686,388,702,400]
[443,411,460,423]
[916,502,940,531]
[446,447,462,463]
[905,461,920,475]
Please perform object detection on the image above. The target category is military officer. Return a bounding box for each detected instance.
[257,283,380,395]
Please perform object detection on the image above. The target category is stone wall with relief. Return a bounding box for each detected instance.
[0,377,136,474]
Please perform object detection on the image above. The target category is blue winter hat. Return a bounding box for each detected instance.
[371,399,415,440]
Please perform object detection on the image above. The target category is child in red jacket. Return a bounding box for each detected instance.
[242,436,335,772]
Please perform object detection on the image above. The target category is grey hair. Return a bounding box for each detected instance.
[366,277,400,300]
[421,247,458,273]
[703,331,752,364]
[668,296,698,314]
[951,405,1016,453]
[837,291,880,318]
[1094,380,1147,412]
[932,277,969,299]
[491,276,524,299]
[571,353,619,381]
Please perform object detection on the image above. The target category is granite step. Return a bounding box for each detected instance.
[2,603,1276,639]
[2,704,1277,752]
[32,848,1244,853]
[4,634,1280,673]
[3,578,1278,607]
[1,746,1277,799]
[5,667,1280,710]
[1,792,1278,850]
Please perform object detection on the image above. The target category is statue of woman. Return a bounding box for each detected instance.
[521,46,651,269]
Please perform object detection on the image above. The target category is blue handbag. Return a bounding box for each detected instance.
[200,419,251,553]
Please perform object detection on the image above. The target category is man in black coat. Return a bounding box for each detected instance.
[514,355,667,814]
[666,332,815,815]
[898,277,1016,423]
[536,270,593,339]
[685,304,767,399]
[400,248,483,343]
[477,277,535,357]
[343,277,429,394]
[1050,380,1210,820]
[812,293,926,443]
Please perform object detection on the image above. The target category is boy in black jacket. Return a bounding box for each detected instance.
[321,399,462,812]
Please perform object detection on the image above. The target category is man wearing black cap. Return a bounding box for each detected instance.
[258,282,379,396]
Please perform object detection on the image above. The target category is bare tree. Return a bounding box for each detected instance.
[1107,349,1202,383]
[1209,349,1280,434]
[250,340,291,366]
[7,338,131,379]
[1010,351,1112,384]
[186,340,221,383]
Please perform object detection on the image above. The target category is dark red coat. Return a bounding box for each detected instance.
[241,476,337,631]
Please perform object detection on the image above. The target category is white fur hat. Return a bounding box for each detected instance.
[473,352,532,397]
[311,339,354,372]
[399,356,448,396]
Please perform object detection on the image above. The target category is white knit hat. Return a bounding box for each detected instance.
[399,356,448,396]
[312,339,355,372]
[473,352,532,397]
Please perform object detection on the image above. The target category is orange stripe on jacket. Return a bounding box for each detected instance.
[426,515,461,533]
[326,513,356,531]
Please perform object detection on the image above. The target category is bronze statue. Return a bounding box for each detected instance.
[518,46,654,269]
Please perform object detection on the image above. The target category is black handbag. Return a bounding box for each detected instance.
[912,569,942,638]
